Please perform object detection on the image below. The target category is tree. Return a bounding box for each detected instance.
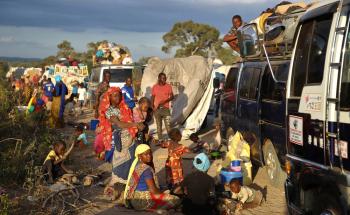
[56,40,75,58]
[162,20,238,64]
[162,20,222,58]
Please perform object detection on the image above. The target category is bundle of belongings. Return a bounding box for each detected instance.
[216,131,253,186]
[250,1,309,54]
[93,41,133,65]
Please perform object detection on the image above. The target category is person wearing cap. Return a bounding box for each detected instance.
[50,75,68,128]
[181,153,216,215]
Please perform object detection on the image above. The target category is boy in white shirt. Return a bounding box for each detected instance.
[77,83,86,114]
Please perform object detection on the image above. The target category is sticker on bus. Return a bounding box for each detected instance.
[289,115,303,146]
[335,140,348,159]
[304,94,322,112]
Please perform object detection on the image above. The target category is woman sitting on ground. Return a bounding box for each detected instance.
[124,144,180,212]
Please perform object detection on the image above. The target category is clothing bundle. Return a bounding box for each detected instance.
[93,42,133,65]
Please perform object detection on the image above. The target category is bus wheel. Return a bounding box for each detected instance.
[315,193,342,215]
[263,140,285,187]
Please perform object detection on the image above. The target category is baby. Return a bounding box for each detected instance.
[229,179,263,213]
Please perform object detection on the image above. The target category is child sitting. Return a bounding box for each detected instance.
[161,128,190,190]
[75,124,89,148]
[229,179,263,213]
[181,153,216,215]
[189,133,210,154]
[42,140,75,184]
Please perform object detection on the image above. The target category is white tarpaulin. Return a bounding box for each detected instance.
[141,56,213,132]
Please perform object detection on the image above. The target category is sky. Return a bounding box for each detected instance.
[0,0,307,60]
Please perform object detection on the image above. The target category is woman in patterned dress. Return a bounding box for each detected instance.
[95,87,144,196]
[124,144,180,211]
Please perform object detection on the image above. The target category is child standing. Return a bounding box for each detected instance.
[162,128,190,190]
[133,97,150,144]
[77,83,86,114]
[42,140,75,184]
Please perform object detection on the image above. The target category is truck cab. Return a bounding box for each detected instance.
[88,64,142,106]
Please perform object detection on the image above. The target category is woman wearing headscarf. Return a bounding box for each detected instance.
[49,75,67,128]
[124,144,180,211]
[95,87,144,194]
[181,153,216,215]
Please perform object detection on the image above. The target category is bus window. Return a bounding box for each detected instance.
[291,15,332,96]
[341,26,350,111]
[239,67,261,100]
[225,68,239,93]
[261,63,289,101]
[108,69,133,83]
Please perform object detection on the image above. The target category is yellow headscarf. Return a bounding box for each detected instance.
[124,144,151,200]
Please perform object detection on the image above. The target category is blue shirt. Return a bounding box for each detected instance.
[72,86,78,94]
[122,85,135,109]
[136,168,153,191]
[44,82,54,98]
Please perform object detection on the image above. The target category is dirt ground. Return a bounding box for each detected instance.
[51,107,287,215]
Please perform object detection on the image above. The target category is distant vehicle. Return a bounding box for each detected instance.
[87,64,142,106]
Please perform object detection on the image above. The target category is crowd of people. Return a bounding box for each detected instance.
[6,64,263,214]
[68,69,260,214]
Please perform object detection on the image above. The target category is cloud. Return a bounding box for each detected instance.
[0,0,303,33]
[173,0,270,5]
[0,36,14,43]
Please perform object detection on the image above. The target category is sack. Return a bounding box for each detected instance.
[104,129,122,163]
[105,145,114,163]
[113,129,122,152]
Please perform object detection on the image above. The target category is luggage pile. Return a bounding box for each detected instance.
[250,1,308,55]
[92,41,133,66]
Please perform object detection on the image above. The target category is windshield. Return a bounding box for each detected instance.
[106,68,133,83]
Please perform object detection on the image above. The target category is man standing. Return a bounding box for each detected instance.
[43,78,54,111]
[94,70,111,118]
[122,77,137,110]
[223,15,244,53]
[151,73,174,142]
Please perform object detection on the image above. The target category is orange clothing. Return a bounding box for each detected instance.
[163,142,190,185]
[151,83,173,109]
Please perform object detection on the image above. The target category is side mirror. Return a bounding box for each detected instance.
[237,24,261,58]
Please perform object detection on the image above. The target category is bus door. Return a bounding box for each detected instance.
[237,63,263,162]
[287,13,333,165]
[260,62,289,164]
[221,66,240,136]
[335,19,350,171]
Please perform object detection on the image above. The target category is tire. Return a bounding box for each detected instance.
[314,193,342,215]
[263,140,286,187]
